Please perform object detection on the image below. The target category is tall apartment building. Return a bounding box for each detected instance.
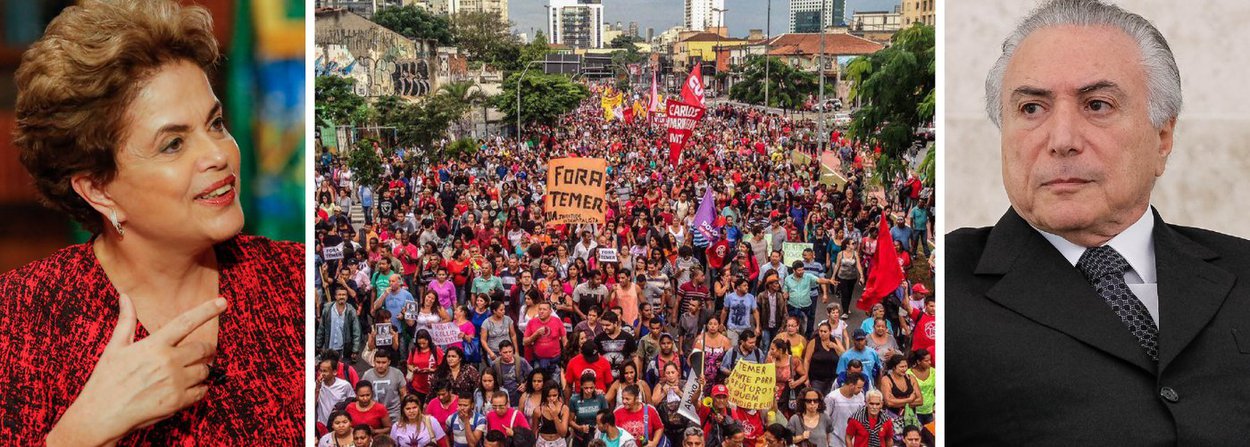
[628,21,639,38]
[902,0,934,26]
[548,0,604,49]
[401,0,456,15]
[457,0,509,20]
[789,0,846,33]
[684,0,725,32]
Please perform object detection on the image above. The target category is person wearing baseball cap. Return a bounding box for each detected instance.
[837,329,881,389]
[697,383,737,446]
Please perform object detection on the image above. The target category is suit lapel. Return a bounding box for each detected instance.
[976,209,1156,373]
[1151,211,1236,371]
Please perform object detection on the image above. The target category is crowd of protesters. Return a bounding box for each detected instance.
[313,84,936,447]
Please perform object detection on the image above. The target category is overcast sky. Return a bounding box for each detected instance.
[510,0,903,40]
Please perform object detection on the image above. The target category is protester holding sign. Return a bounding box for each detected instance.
[312,73,937,445]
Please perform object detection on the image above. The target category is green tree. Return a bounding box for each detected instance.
[608,34,642,49]
[493,72,589,130]
[516,31,551,69]
[315,75,369,126]
[445,138,479,161]
[451,11,518,68]
[844,23,935,185]
[399,94,468,152]
[916,144,935,186]
[728,56,818,109]
[438,81,491,138]
[373,5,453,45]
[347,138,384,187]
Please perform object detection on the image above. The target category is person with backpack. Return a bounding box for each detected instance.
[718,330,765,381]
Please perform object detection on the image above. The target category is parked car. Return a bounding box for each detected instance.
[833,113,853,126]
[914,122,935,140]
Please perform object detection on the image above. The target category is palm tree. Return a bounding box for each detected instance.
[438,81,490,138]
[729,56,816,109]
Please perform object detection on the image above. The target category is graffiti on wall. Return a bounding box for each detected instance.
[314,23,437,98]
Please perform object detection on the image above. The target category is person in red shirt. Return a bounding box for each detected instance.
[846,389,893,447]
[613,384,664,447]
[523,301,567,371]
[425,383,459,433]
[484,391,531,436]
[408,329,444,402]
[394,233,420,289]
[565,343,615,394]
[347,381,392,436]
[909,293,936,364]
[697,384,737,444]
[729,405,765,446]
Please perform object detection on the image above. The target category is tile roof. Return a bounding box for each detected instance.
[765,33,884,56]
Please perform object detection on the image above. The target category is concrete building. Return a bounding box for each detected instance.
[410,0,460,15]
[548,0,605,49]
[315,8,442,98]
[684,0,726,32]
[646,27,655,42]
[459,0,508,20]
[628,21,639,38]
[790,0,846,33]
[603,25,622,46]
[851,10,903,32]
[317,0,381,19]
[902,0,934,26]
[720,32,883,99]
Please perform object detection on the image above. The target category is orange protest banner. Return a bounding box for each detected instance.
[545,158,607,225]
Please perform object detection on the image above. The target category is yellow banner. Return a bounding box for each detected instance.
[633,99,647,118]
[545,158,608,225]
[726,361,776,410]
[601,91,624,121]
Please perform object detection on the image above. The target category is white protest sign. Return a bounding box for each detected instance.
[324,243,344,261]
[430,322,462,346]
[375,323,394,347]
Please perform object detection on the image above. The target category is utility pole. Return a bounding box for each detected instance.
[517,60,541,147]
[818,0,827,154]
[764,0,771,109]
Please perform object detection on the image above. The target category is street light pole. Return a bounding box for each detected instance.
[818,0,827,154]
[517,60,541,147]
[764,0,771,109]
[710,7,727,98]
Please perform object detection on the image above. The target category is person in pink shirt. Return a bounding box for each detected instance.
[484,391,530,436]
[425,383,459,433]
[428,267,457,311]
[523,301,567,372]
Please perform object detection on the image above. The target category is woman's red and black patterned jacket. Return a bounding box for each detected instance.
[0,235,305,445]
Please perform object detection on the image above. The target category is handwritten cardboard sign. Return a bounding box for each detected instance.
[545,158,608,225]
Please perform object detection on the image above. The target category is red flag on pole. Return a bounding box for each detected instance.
[857,212,905,312]
[624,106,634,125]
[680,64,705,107]
[665,98,705,166]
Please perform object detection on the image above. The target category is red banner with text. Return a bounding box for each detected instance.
[666,98,706,166]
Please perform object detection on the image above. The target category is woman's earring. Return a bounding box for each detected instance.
[110,209,125,237]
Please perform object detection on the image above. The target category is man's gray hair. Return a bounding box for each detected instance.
[985,0,1181,128]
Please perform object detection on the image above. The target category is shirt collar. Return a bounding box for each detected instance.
[1035,207,1157,283]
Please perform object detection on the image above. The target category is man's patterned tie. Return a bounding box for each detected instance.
[1076,245,1159,361]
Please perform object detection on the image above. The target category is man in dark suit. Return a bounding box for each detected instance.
[946,0,1250,444]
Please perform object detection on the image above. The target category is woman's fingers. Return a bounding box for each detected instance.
[187,363,211,384]
[152,298,228,347]
[172,341,217,367]
[107,293,138,350]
